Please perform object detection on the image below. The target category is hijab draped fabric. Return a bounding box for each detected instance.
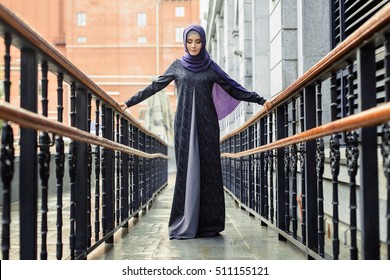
[180,24,250,120]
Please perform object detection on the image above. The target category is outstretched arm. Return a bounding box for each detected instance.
[121,61,177,110]
[215,76,267,106]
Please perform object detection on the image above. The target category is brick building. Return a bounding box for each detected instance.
[1,0,200,137]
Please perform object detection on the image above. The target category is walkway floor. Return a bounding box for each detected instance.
[89,174,306,260]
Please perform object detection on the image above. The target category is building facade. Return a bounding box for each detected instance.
[0,0,200,143]
[204,0,330,136]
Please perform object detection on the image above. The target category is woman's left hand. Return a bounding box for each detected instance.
[263,100,272,112]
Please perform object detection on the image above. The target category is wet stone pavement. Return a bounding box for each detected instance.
[89,174,306,260]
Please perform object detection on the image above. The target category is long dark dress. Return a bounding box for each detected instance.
[125,59,265,239]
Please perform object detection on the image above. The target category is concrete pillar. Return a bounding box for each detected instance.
[297,0,330,75]
[297,0,331,123]
[215,15,224,68]
[238,0,253,90]
[269,0,297,96]
[252,0,270,113]
[224,0,235,75]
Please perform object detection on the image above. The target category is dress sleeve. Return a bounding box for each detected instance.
[125,61,177,107]
[215,75,266,105]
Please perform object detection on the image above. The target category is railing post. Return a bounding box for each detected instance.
[132,127,140,215]
[115,114,120,225]
[382,34,390,260]
[74,86,88,258]
[94,99,101,242]
[357,42,379,259]
[329,72,341,260]
[38,61,51,260]
[304,85,318,257]
[121,118,129,225]
[1,33,14,261]
[87,93,92,247]
[19,48,38,260]
[276,105,286,234]
[103,106,115,242]
[260,118,267,223]
[290,99,298,239]
[55,73,65,260]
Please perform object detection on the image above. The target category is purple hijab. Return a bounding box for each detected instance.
[180,24,249,120]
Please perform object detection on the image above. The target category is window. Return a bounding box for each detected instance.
[107,91,120,96]
[138,36,147,43]
[137,13,146,26]
[175,27,184,42]
[175,6,185,17]
[76,12,87,26]
[76,36,87,43]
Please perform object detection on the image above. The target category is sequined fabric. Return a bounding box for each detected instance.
[126,60,264,238]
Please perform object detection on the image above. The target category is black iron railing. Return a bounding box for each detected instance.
[0,4,168,260]
[220,3,390,260]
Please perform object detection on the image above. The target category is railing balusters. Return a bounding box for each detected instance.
[249,125,255,210]
[68,82,77,260]
[133,127,140,215]
[291,99,298,239]
[345,60,359,260]
[55,73,65,260]
[263,116,269,220]
[103,105,114,243]
[216,2,390,261]
[268,114,274,223]
[382,33,390,260]
[298,91,306,245]
[282,103,290,233]
[129,124,134,214]
[121,117,129,224]
[87,93,92,247]
[330,72,340,260]
[315,81,325,258]
[38,61,50,260]
[101,104,107,235]
[94,99,101,241]
[1,33,14,260]
[116,113,120,225]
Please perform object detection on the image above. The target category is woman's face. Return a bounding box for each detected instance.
[186,33,202,56]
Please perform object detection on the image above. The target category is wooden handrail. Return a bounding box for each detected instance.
[0,3,167,146]
[220,2,390,143]
[0,100,168,159]
[221,102,390,158]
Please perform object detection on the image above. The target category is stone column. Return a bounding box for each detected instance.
[252,0,270,113]
[215,15,225,68]
[224,0,235,76]
[269,0,297,96]
[297,0,331,124]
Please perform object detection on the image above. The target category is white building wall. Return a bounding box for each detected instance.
[206,0,329,136]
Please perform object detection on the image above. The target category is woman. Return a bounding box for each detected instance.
[120,24,269,239]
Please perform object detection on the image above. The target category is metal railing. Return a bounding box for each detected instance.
[0,4,168,260]
[220,3,390,260]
